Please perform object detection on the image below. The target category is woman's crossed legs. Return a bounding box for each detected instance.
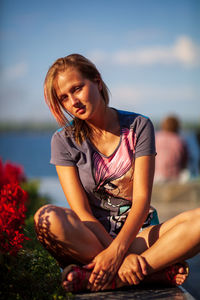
[34,205,200,292]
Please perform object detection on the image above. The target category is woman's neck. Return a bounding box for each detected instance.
[86,107,118,135]
[87,107,121,156]
[86,107,120,147]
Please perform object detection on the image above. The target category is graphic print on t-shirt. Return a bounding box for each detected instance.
[92,127,136,236]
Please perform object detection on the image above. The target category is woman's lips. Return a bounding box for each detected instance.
[76,106,86,114]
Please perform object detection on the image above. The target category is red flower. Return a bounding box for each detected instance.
[0,158,26,189]
[0,158,29,256]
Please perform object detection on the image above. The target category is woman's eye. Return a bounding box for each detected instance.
[60,95,68,102]
[74,85,82,92]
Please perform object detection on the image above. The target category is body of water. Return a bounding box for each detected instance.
[0,131,57,178]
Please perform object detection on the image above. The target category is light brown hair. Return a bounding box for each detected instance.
[44,54,110,143]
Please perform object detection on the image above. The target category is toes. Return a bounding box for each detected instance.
[177,266,184,274]
[62,280,73,292]
[67,270,77,281]
[63,280,67,287]
[176,277,185,285]
[174,274,187,285]
[62,266,91,293]
[63,271,78,292]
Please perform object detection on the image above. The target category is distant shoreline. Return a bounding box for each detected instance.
[0,120,199,132]
[0,122,58,133]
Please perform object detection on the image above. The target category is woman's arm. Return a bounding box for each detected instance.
[110,155,155,255]
[56,165,113,248]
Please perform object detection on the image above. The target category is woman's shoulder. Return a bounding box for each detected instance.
[51,125,75,148]
[51,125,90,153]
[115,110,156,156]
[52,126,66,142]
[52,126,67,137]
[116,109,152,128]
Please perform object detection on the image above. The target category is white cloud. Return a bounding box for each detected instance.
[173,36,199,66]
[89,36,200,67]
[1,62,28,80]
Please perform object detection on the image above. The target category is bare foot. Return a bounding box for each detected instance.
[146,262,189,286]
[166,263,189,286]
[62,265,90,292]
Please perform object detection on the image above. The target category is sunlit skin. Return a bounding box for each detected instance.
[34,66,200,293]
[54,68,105,125]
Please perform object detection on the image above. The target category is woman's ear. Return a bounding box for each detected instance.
[95,76,102,91]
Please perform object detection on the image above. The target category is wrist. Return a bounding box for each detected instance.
[110,239,127,258]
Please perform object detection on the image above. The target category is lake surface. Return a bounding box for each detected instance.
[0,131,57,178]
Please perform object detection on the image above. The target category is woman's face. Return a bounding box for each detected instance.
[54,68,103,121]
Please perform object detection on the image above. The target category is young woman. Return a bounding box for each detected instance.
[34,54,200,293]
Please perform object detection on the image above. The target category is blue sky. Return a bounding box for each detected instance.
[0,0,199,124]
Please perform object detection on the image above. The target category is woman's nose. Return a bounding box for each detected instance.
[70,94,79,106]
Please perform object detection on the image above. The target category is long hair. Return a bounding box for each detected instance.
[44,54,110,143]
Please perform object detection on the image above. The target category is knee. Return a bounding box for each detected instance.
[34,204,47,225]
[192,207,200,218]
[185,208,200,240]
[34,204,55,238]
[34,204,79,237]
[34,204,54,228]
[177,207,200,224]
[191,208,200,233]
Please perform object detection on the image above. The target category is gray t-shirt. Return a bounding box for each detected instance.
[51,109,158,237]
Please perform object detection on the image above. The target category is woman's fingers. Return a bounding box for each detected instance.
[83,262,95,270]
[139,256,148,275]
[89,269,111,291]
[100,271,116,290]
[133,258,144,281]
[120,272,140,285]
[128,273,140,285]
[88,269,98,285]
[99,270,109,283]
[131,256,148,282]
[118,254,148,286]
[94,270,107,284]
[89,268,105,285]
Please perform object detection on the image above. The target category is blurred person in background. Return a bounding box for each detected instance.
[184,129,200,178]
[196,130,200,174]
[155,115,188,182]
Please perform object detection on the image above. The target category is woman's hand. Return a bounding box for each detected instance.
[84,246,123,291]
[118,253,148,285]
